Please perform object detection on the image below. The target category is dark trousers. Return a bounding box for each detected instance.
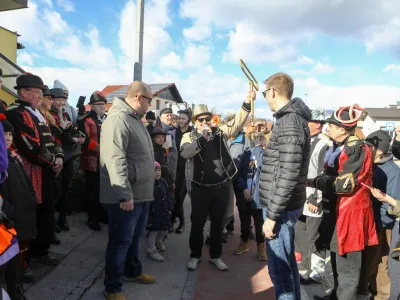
[30,169,56,257]
[104,202,150,293]
[330,251,362,300]
[235,189,264,244]
[294,215,325,272]
[59,159,74,218]
[84,171,103,222]
[190,181,231,259]
[238,204,264,244]
[5,253,22,298]
[172,166,187,223]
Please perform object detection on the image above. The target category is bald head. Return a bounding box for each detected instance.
[126,81,152,98]
[125,81,153,114]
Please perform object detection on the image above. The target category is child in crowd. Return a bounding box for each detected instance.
[0,119,37,298]
[233,132,267,261]
[147,162,174,262]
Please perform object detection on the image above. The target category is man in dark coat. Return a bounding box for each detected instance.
[78,91,107,231]
[6,74,63,265]
[259,73,311,300]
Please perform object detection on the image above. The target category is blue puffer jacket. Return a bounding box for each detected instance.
[227,132,252,169]
[372,155,400,229]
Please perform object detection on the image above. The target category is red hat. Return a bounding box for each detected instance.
[154,161,161,168]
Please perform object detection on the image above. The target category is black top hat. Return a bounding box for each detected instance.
[89,91,107,104]
[43,85,52,97]
[50,88,67,99]
[14,73,45,91]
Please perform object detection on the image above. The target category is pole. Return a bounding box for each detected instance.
[134,0,144,81]
[304,93,308,105]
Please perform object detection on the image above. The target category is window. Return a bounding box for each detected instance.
[156,99,160,110]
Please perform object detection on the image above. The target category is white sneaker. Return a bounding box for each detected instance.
[309,270,322,283]
[187,258,200,270]
[156,241,166,252]
[209,258,228,271]
[147,248,164,262]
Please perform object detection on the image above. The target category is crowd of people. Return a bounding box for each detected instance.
[0,69,400,300]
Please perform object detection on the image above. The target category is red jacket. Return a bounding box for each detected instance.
[334,137,378,255]
[78,110,105,172]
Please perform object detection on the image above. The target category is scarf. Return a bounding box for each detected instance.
[324,145,341,168]
[26,106,47,125]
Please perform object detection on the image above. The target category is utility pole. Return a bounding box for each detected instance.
[133,0,144,81]
[304,93,308,105]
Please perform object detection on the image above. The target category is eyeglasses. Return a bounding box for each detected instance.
[197,117,211,123]
[26,89,43,97]
[139,95,153,104]
[93,103,106,107]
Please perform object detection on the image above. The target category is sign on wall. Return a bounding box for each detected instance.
[386,122,395,131]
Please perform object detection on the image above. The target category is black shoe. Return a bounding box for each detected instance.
[56,218,70,231]
[8,285,27,300]
[33,254,61,266]
[22,267,34,283]
[88,220,101,231]
[55,225,61,233]
[176,223,185,234]
[51,234,61,245]
[224,229,234,239]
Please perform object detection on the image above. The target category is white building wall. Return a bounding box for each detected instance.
[362,116,399,137]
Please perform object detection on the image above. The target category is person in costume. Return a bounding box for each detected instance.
[78,91,107,231]
[50,88,85,231]
[6,74,63,265]
[310,105,378,300]
[181,90,255,272]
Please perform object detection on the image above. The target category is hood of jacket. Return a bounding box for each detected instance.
[108,97,140,120]
[274,97,312,122]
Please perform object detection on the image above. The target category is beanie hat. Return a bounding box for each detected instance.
[365,130,392,154]
[1,119,14,133]
[146,111,156,120]
[154,161,161,168]
[53,80,68,93]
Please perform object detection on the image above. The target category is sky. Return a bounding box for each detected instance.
[1,0,400,118]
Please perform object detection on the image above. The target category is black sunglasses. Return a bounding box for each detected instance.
[262,88,272,98]
[197,117,211,123]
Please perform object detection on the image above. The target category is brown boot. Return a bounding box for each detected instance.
[103,291,127,300]
[257,242,267,261]
[234,240,249,255]
[124,272,156,284]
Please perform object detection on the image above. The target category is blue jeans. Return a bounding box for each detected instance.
[104,202,150,293]
[263,208,302,300]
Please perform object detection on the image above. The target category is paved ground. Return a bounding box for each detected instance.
[24,199,400,300]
